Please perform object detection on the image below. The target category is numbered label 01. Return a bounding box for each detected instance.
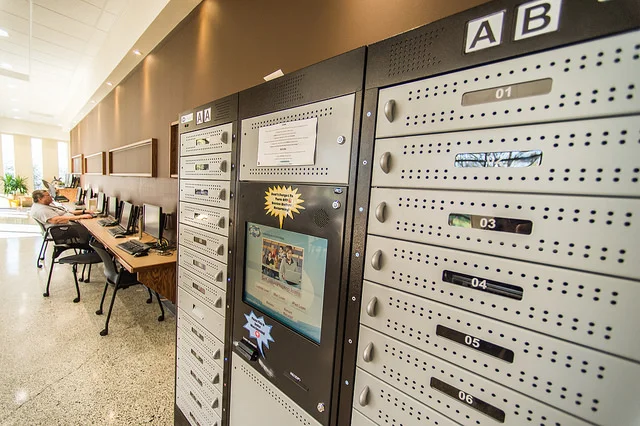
[436,325,514,363]
[448,213,533,235]
[461,78,552,106]
[430,377,506,423]
[442,270,523,300]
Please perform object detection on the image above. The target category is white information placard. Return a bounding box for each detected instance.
[257,118,317,166]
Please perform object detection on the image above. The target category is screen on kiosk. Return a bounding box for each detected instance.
[243,222,328,344]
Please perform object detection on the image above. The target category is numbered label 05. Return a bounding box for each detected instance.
[436,325,515,363]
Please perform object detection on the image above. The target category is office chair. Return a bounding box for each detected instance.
[44,225,102,303]
[89,240,165,336]
[43,180,68,202]
[34,219,53,268]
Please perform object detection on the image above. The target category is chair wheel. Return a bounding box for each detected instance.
[95,309,103,315]
[79,278,84,282]
[158,315,165,322]
[84,278,90,283]
[37,264,43,268]
[99,329,108,336]
[146,298,152,304]
[73,297,80,303]
[43,292,49,297]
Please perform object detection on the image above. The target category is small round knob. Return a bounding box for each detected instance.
[317,402,325,413]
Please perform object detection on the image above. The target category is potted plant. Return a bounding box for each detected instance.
[0,173,14,196]
[1,174,30,207]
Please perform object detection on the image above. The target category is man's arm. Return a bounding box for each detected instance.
[47,213,93,224]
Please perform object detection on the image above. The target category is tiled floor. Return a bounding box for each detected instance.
[0,213,175,425]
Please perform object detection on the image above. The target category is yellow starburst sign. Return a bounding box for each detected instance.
[264,186,305,228]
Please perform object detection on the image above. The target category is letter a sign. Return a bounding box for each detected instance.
[465,0,562,53]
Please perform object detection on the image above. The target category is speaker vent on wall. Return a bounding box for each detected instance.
[314,209,330,228]
[213,98,232,122]
[387,27,445,77]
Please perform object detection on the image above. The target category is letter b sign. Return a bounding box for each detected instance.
[514,0,562,41]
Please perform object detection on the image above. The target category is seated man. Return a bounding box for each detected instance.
[30,189,93,225]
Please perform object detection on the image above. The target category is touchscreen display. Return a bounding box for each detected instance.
[244,222,328,343]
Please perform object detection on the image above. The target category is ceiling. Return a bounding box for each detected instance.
[0,0,202,133]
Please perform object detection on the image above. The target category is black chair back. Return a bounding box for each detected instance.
[89,240,119,284]
[48,225,91,249]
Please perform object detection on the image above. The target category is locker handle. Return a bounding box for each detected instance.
[214,297,223,308]
[371,250,382,271]
[217,217,226,228]
[215,271,224,282]
[218,189,226,200]
[192,304,205,321]
[366,297,378,317]
[213,349,221,359]
[191,326,204,341]
[379,152,391,174]
[216,244,225,255]
[375,202,386,223]
[219,160,227,173]
[220,131,228,143]
[363,342,374,362]
[190,369,203,386]
[384,100,395,122]
[213,373,220,384]
[190,348,204,364]
[212,397,219,409]
[189,412,201,426]
[359,386,370,406]
[189,390,202,409]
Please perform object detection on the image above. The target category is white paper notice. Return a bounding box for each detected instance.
[257,118,318,167]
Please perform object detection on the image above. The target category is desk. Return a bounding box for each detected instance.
[80,218,177,303]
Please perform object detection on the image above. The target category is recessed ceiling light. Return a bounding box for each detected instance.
[13,116,21,120]
[106,81,113,86]
[10,98,18,102]
[12,108,19,112]
[132,49,142,56]
[1,63,13,69]
[8,84,16,89]
[0,29,8,37]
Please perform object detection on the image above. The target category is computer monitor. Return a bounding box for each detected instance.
[74,187,83,204]
[96,192,106,214]
[143,204,163,241]
[107,196,118,219]
[119,201,134,232]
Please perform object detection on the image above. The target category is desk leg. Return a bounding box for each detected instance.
[138,264,176,303]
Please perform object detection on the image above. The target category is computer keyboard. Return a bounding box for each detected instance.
[98,218,117,226]
[116,240,150,255]
[107,226,127,236]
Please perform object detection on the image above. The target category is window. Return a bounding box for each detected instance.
[31,138,43,189]
[57,141,69,178]
[1,134,15,176]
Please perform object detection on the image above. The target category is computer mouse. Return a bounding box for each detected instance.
[133,251,148,257]
[114,234,126,238]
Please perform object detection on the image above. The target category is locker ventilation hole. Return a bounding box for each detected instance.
[239,364,313,425]
[377,389,438,424]
[394,197,630,265]
[255,74,305,110]
[387,26,445,77]
[403,41,638,125]
[380,341,573,425]
[390,247,618,341]
[384,296,606,412]
[313,209,330,228]
[250,107,333,130]
[213,98,232,122]
[399,127,639,186]
[248,166,329,176]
